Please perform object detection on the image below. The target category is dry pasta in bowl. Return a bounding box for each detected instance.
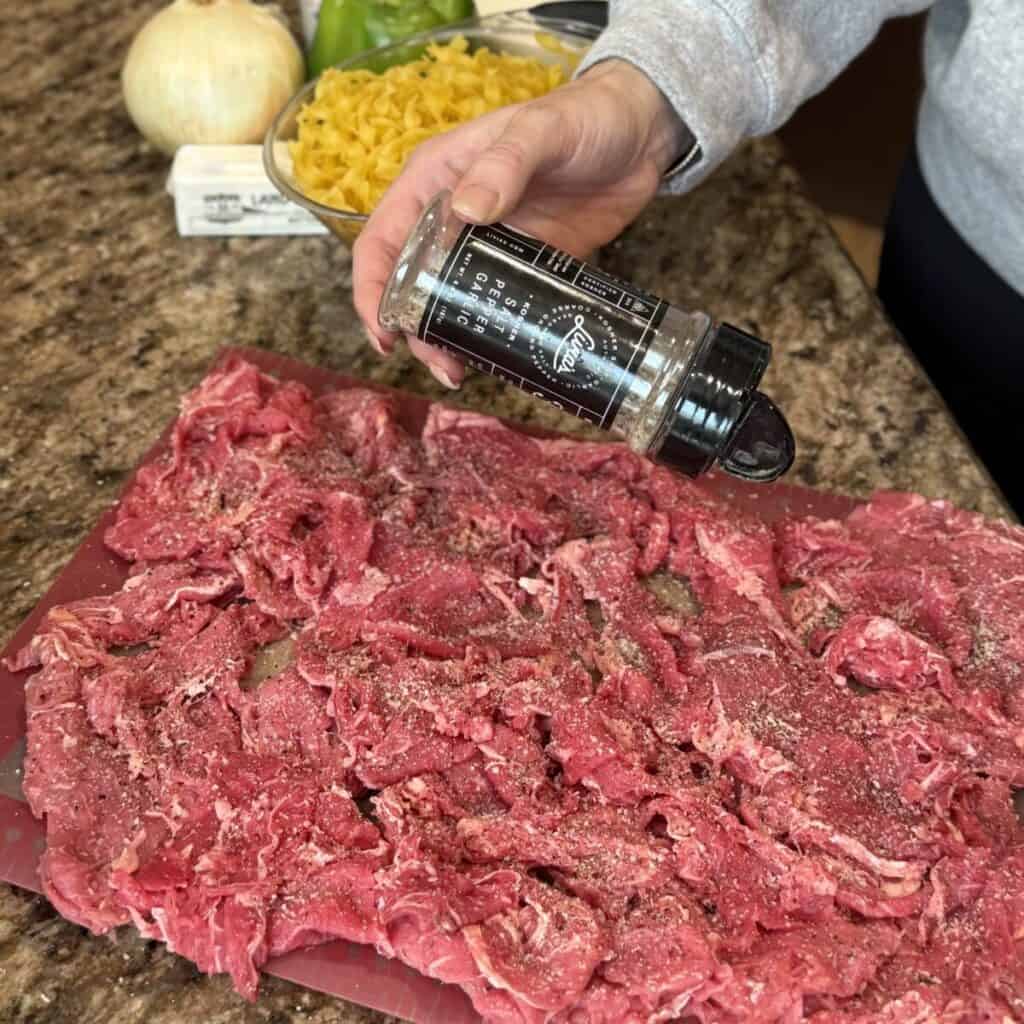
[289,35,582,219]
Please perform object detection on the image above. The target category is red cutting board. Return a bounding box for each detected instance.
[0,346,858,1023]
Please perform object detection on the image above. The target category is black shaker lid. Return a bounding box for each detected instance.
[658,322,794,482]
[720,392,795,481]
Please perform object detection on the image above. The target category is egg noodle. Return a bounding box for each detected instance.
[290,35,583,214]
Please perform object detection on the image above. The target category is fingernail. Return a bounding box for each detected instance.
[452,184,499,224]
[363,326,389,356]
[429,363,459,389]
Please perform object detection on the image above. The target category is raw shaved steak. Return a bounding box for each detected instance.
[9,357,1024,1023]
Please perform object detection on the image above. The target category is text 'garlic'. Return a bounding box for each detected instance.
[122,0,305,156]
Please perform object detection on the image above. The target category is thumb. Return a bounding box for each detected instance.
[451,104,571,224]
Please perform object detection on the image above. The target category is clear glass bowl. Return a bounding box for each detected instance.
[263,11,600,247]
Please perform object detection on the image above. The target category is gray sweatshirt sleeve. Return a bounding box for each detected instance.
[576,0,934,190]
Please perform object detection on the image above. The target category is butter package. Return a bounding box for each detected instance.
[166,145,327,237]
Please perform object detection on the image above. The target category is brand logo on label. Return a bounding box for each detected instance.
[552,315,596,376]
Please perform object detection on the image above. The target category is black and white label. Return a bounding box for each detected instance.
[417,222,668,427]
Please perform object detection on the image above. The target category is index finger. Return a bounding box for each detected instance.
[352,112,517,344]
[351,181,427,348]
[351,169,465,387]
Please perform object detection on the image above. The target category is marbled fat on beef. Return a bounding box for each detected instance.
[10,358,1024,1022]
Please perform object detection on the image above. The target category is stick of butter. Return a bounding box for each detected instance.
[166,145,328,237]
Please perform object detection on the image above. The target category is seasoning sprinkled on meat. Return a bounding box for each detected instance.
[9,358,1024,1021]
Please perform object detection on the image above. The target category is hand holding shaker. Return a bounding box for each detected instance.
[380,191,795,482]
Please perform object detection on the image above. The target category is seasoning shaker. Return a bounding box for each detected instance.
[379,190,795,482]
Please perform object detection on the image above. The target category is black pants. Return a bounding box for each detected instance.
[877,148,1024,516]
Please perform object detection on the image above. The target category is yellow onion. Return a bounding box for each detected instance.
[122,0,304,155]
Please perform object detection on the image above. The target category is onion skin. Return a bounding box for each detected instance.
[122,0,305,156]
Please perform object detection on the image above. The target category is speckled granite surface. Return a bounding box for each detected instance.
[0,0,1011,1020]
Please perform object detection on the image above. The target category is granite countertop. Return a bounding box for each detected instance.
[0,0,1011,1020]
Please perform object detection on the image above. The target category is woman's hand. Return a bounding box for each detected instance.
[352,58,685,388]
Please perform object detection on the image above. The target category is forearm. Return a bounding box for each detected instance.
[577,0,935,189]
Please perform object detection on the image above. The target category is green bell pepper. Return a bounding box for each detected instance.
[427,0,475,21]
[308,0,476,78]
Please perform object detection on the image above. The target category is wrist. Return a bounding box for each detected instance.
[582,58,691,173]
